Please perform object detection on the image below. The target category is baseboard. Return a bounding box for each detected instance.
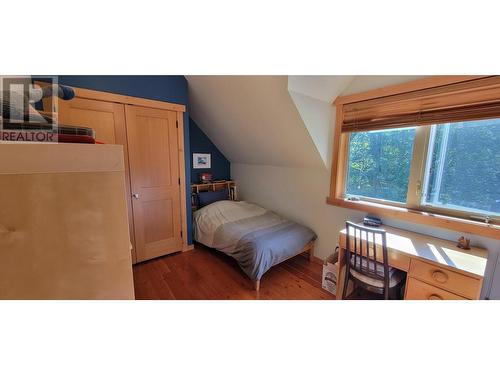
[300,250,324,265]
[182,244,195,252]
[311,255,324,265]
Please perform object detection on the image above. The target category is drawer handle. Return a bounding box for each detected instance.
[428,294,443,300]
[431,270,448,283]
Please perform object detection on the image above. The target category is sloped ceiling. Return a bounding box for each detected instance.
[187,75,324,169]
[187,75,429,170]
[288,75,354,102]
[288,76,354,167]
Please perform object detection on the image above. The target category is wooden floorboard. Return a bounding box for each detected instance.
[133,243,335,300]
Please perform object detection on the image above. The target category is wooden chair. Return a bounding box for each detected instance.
[342,221,405,300]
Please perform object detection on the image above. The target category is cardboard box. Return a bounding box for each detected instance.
[322,251,354,297]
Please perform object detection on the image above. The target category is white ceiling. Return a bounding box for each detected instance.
[187,75,324,169]
[186,75,429,170]
[343,75,427,95]
[288,76,354,102]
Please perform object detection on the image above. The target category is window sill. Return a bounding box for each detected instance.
[326,197,500,240]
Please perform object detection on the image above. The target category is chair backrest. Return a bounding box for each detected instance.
[345,221,389,284]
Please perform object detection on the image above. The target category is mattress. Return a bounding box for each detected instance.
[193,200,316,281]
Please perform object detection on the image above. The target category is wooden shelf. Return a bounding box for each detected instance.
[191,181,237,211]
[191,180,236,193]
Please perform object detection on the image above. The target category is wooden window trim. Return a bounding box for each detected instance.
[327,197,500,240]
[328,76,500,240]
[332,75,488,106]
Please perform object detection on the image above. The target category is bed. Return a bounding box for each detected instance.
[192,191,317,291]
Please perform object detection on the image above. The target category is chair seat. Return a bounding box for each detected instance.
[350,268,404,288]
[349,257,404,288]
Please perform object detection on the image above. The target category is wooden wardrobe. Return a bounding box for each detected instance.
[39,83,189,263]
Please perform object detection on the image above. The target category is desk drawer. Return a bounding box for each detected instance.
[409,259,481,299]
[405,277,467,300]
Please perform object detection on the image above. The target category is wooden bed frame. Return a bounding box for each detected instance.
[191,180,237,212]
[254,240,316,292]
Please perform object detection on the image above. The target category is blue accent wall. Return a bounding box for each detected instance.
[34,76,193,245]
[189,118,230,183]
[52,75,188,105]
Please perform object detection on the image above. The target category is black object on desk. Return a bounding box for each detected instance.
[363,215,382,227]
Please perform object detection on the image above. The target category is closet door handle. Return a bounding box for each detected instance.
[132,193,140,199]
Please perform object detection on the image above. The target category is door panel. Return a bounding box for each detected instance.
[125,106,182,262]
[59,98,120,143]
[143,199,174,243]
[57,98,137,264]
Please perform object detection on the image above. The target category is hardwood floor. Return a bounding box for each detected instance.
[133,243,335,300]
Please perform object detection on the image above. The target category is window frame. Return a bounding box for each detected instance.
[328,76,500,240]
[343,125,421,207]
[419,123,500,223]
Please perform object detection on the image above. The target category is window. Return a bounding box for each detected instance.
[346,127,416,204]
[344,119,500,222]
[329,76,500,238]
[422,119,500,218]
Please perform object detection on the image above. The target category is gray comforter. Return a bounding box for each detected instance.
[194,201,316,281]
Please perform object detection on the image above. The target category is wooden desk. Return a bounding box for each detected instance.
[337,224,488,300]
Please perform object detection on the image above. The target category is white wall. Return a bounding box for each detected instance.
[232,76,500,299]
[489,255,500,300]
[232,161,500,299]
[287,76,354,167]
[189,75,499,299]
[231,162,362,258]
[287,91,332,167]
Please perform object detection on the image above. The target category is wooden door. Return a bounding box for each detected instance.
[125,105,183,262]
[57,98,137,263]
[58,97,125,144]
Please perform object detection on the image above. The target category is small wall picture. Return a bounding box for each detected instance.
[193,153,211,169]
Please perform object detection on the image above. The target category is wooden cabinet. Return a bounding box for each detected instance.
[58,97,127,144]
[0,143,134,299]
[57,97,137,263]
[409,259,481,299]
[43,84,188,263]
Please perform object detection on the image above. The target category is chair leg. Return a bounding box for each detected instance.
[400,280,406,299]
[389,288,397,300]
[388,282,405,300]
[342,266,350,299]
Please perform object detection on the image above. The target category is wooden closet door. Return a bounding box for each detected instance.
[125,105,183,262]
[57,98,137,263]
[58,97,125,144]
